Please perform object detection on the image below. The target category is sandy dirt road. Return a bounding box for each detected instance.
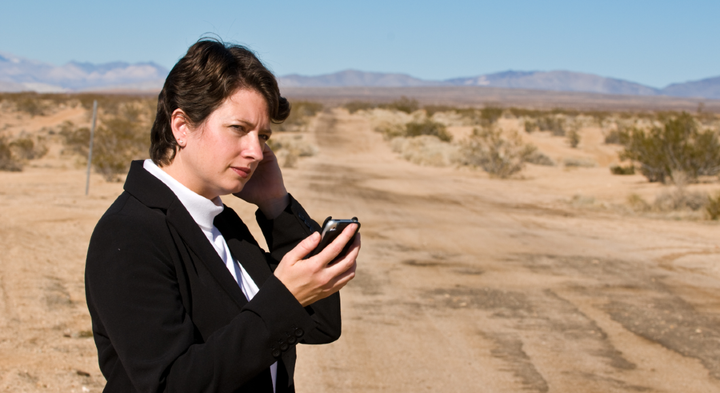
[289,110,720,392]
[1,108,720,392]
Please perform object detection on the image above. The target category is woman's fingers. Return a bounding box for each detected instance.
[285,232,321,263]
[315,224,360,264]
[275,226,360,307]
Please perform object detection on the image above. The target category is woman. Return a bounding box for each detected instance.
[85,39,359,392]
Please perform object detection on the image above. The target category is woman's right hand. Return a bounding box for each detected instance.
[273,224,360,307]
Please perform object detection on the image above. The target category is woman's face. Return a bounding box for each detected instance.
[173,89,272,200]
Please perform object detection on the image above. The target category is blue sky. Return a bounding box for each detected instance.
[1,0,718,88]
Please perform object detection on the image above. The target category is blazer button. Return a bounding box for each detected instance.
[294,328,304,337]
[272,349,281,358]
[288,336,297,344]
[280,343,289,351]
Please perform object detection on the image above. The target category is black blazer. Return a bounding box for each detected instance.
[85,161,341,393]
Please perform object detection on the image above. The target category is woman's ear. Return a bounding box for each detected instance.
[170,109,190,147]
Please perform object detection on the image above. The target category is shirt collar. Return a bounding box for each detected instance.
[143,159,224,230]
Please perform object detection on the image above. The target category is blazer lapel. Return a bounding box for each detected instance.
[123,160,249,309]
[214,207,273,287]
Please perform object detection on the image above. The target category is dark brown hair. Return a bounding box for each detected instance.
[150,38,290,165]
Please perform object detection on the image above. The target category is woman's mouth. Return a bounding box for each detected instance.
[231,167,252,178]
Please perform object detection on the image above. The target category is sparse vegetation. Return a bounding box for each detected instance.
[0,134,22,171]
[566,128,580,148]
[458,127,536,178]
[618,112,720,183]
[404,120,452,142]
[61,102,152,181]
[706,192,720,220]
[376,119,452,142]
[604,130,621,144]
[276,101,323,132]
[390,136,460,167]
[0,132,48,172]
[345,101,377,114]
[610,164,635,175]
[267,134,318,168]
[380,96,419,114]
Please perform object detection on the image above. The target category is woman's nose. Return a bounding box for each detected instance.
[243,133,264,161]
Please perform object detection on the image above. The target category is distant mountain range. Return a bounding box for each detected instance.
[1,51,718,99]
[278,70,720,99]
[0,52,168,92]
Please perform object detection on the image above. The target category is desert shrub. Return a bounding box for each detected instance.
[480,107,504,126]
[524,119,538,133]
[566,128,580,148]
[0,135,22,171]
[345,101,377,114]
[536,116,566,136]
[390,135,461,167]
[610,164,635,175]
[92,104,150,181]
[458,127,535,178]
[59,121,91,156]
[653,188,707,212]
[627,194,651,212]
[76,94,155,116]
[61,103,151,181]
[267,134,318,168]
[525,150,555,166]
[10,136,48,160]
[1,92,49,117]
[619,112,720,183]
[706,193,720,220]
[604,130,621,144]
[404,120,452,142]
[380,96,419,114]
[276,101,323,132]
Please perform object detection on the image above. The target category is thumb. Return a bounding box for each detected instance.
[285,232,321,261]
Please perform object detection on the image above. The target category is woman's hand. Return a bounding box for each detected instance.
[234,144,289,219]
[274,224,360,307]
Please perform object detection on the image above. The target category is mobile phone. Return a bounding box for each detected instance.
[308,217,361,258]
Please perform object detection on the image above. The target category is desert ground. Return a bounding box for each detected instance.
[1,98,720,392]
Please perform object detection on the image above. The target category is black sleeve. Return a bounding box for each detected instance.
[256,194,343,344]
[86,203,316,392]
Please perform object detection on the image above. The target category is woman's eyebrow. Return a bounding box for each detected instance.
[229,118,272,134]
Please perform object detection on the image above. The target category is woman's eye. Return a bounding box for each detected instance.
[260,134,271,141]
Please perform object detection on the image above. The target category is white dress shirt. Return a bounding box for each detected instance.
[143,159,278,391]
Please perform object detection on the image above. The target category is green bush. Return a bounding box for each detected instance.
[404,120,452,142]
[458,127,535,178]
[619,112,720,183]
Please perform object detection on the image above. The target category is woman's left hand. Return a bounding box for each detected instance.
[234,144,289,218]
